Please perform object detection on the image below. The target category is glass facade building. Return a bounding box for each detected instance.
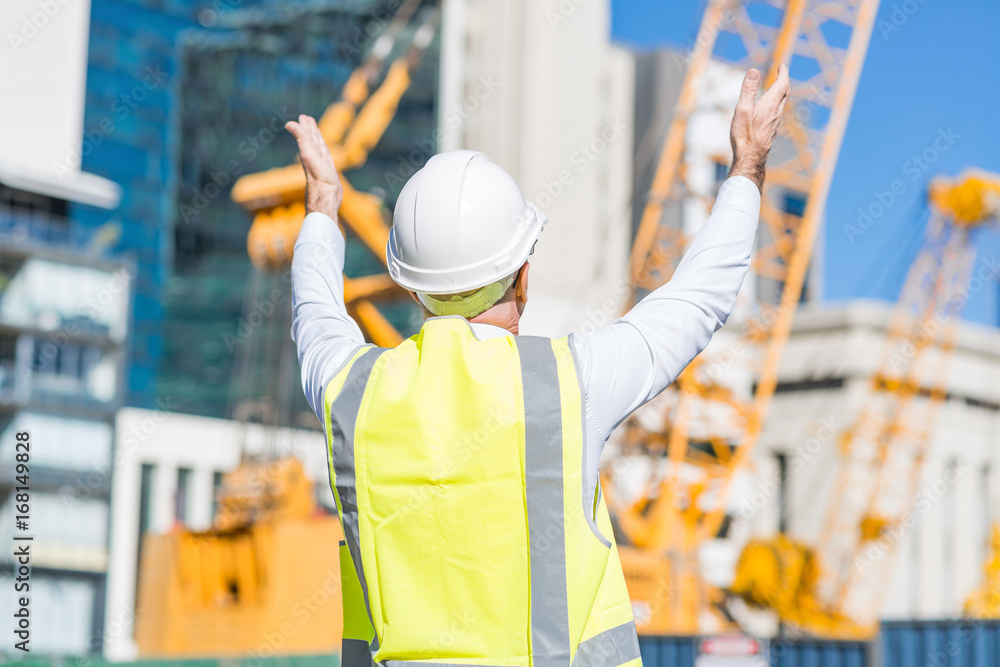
[77,0,437,419]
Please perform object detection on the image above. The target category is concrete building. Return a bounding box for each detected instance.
[0,0,131,656]
[0,242,131,656]
[438,0,636,336]
[746,301,1000,622]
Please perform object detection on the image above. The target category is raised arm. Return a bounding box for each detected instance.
[287,115,366,419]
[573,67,790,440]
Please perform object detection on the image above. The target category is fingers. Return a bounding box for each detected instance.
[286,115,333,173]
[300,114,320,140]
[760,65,791,113]
[286,114,342,193]
[737,68,761,112]
[285,115,322,144]
[776,64,790,94]
[776,65,791,113]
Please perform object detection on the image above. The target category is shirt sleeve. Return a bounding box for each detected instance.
[571,175,761,442]
[291,211,367,421]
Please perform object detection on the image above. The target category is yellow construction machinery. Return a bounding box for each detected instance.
[135,457,345,657]
[605,0,881,635]
[734,170,1000,637]
[965,524,1000,618]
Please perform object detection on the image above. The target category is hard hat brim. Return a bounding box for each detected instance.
[386,202,547,295]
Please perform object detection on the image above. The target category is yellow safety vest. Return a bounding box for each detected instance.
[323,316,641,667]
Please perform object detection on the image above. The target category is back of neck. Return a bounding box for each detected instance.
[468,301,519,335]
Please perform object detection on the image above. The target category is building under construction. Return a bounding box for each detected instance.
[2,0,1000,665]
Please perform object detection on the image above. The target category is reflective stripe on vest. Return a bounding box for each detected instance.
[324,318,641,667]
[340,540,376,667]
[518,335,570,667]
[330,346,388,641]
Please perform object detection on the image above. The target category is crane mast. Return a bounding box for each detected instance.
[734,170,1000,636]
[606,0,880,634]
[816,190,978,625]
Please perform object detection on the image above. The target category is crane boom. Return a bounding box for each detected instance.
[734,170,1000,636]
[606,0,881,634]
[823,170,1000,625]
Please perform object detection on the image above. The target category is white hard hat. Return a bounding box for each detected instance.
[386,150,547,301]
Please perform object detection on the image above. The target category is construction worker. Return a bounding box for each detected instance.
[287,65,789,667]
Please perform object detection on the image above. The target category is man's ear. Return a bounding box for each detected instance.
[515,262,529,311]
[410,290,435,319]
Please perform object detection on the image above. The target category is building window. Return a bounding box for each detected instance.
[782,192,807,218]
[0,184,68,217]
[30,340,100,379]
[211,470,224,523]
[0,185,70,243]
[982,464,992,555]
[0,335,16,393]
[910,511,920,615]
[714,161,729,187]
[779,192,812,303]
[943,458,958,612]
[138,463,155,538]
[175,467,192,526]
[774,452,789,533]
[135,463,155,616]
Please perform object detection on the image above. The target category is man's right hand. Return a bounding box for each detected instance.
[729,66,791,193]
[286,114,344,219]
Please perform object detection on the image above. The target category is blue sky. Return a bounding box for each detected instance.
[611,0,1000,327]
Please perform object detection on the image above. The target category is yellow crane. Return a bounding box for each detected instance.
[231,0,438,347]
[734,170,1000,637]
[603,0,881,634]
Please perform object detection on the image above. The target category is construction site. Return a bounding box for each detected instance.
[2,0,1000,666]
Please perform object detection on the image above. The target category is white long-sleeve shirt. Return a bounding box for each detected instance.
[291,175,761,495]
